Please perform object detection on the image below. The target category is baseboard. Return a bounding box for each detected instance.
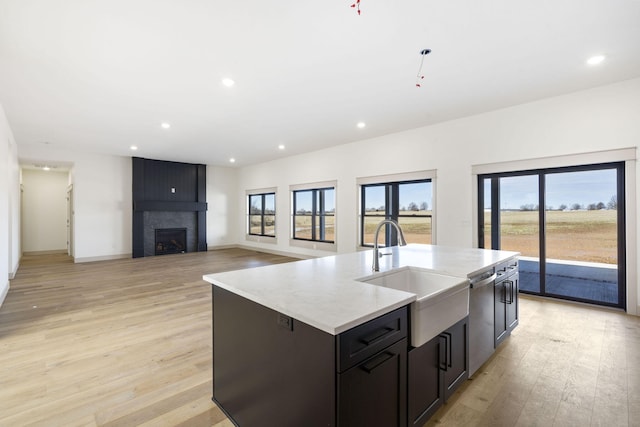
[9,261,19,280]
[207,244,238,251]
[0,281,9,308]
[22,249,67,255]
[74,253,132,263]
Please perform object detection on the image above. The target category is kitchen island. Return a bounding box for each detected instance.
[203,244,519,427]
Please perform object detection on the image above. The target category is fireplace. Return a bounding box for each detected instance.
[155,228,187,256]
[132,157,207,258]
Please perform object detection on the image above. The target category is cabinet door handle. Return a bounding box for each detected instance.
[498,282,507,303]
[509,280,513,304]
[360,326,394,346]
[438,335,447,371]
[509,280,514,304]
[443,332,452,368]
[361,351,394,374]
[505,280,514,304]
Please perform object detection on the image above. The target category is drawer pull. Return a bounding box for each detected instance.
[361,351,394,373]
[360,326,394,346]
[438,335,447,371]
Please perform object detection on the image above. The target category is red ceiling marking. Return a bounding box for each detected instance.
[350,0,361,15]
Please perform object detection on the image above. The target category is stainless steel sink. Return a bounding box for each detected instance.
[358,267,469,347]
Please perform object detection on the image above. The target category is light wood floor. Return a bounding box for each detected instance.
[0,249,293,427]
[426,297,640,427]
[1,250,638,426]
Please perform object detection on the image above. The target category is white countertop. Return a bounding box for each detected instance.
[203,244,518,335]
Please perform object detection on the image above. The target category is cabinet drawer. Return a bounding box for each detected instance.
[337,306,408,372]
[495,258,518,280]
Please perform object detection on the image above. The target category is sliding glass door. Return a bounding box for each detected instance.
[544,168,622,304]
[481,174,541,294]
[479,162,625,309]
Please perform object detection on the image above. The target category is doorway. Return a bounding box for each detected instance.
[21,168,70,254]
[479,162,625,309]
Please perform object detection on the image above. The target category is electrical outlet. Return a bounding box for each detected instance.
[277,313,293,331]
[171,187,176,193]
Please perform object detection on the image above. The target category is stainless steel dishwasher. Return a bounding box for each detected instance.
[468,267,498,377]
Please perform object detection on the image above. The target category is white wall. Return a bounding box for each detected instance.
[236,78,640,311]
[206,165,238,248]
[0,102,19,308]
[18,145,132,262]
[21,169,68,252]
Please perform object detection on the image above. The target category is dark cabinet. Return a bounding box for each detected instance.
[213,287,409,427]
[337,307,408,427]
[495,259,519,347]
[408,316,469,427]
[338,338,407,427]
[442,316,469,401]
[213,286,336,427]
[408,334,443,426]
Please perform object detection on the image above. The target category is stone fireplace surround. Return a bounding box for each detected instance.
[144,212,196,257]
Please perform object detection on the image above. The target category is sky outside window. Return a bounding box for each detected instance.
[493,169,617,210]
[365,182,431,210]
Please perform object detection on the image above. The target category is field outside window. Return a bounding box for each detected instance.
[361,180,432,247]
[293,188,335,243]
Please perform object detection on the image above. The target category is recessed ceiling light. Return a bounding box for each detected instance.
[130,145,138,151]
[586,55,606,66]
[229,158,236,163]
[161,122,171,129]
[222,78,235,87]
[357,122,366,129]
[278,144,285,150]
[42,166,50,171]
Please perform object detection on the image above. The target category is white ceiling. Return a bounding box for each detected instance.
[1,0,639,167]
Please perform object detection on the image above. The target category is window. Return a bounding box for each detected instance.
[247,191,276,237]
[292,187,335,243]
[361,179,432,247]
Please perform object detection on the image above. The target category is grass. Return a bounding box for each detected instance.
[254,209,618,265]
[363,211,432,245]
[491,210,618,264]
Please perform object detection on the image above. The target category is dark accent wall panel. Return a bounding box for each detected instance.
[142,159,198,202]
[132,157,207,258]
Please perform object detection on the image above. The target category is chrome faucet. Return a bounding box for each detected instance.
[372,219,407,271]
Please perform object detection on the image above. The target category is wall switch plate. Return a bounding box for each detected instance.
[171,187,176,193]
[277,313,293,331]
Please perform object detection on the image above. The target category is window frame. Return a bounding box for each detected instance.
[290,181,337,251]
[246,188,277,243]
[360,179,433,248]
[477,162,626,309]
